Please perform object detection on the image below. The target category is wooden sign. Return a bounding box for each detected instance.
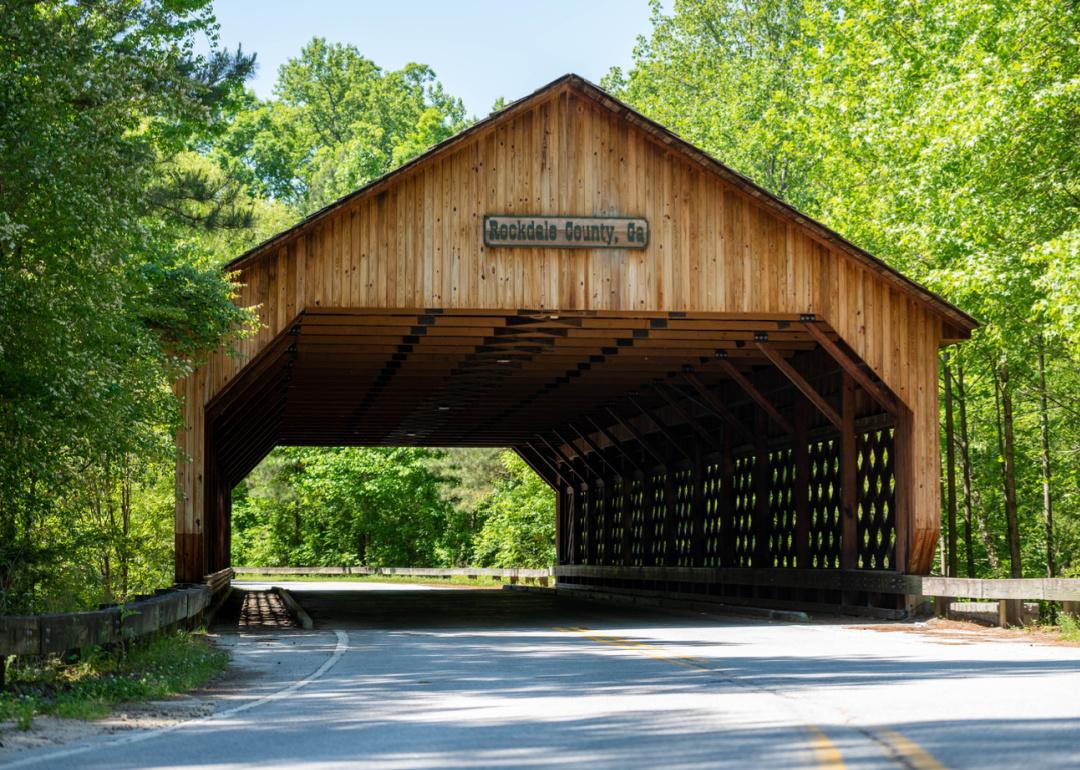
[484,215,649,249]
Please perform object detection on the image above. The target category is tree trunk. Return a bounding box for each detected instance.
[956,360,977,577]
[1037,336,1056,577]
[121,456,131,599]
[997,360,1023,578]
[942,352,958,577]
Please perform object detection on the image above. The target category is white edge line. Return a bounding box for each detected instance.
[3,629,349,769]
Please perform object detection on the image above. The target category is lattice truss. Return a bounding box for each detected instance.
[562,425,896,572]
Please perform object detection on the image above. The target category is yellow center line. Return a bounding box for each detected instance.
[553,626,847,769]
[807,725,847,770]
[554,625,709,670]
[876,729,947,770]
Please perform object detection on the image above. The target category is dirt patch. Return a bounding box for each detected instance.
[851,617,1080,647]
[0,695,214,756]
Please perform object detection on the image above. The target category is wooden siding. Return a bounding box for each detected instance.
[176,81,963,578]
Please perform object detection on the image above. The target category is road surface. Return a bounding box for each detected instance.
[5,582,1080,769]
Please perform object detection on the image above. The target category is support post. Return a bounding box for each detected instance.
[601,480,613,565]
[753,409,771,568]
[692,440,706,567]
[642,472,656,566]
[555,490,565,565]
[794,397,811,568]
[663,462,678,565]
[722,428,737,567]
[893,408,914,574]
[841,373,858,572]
[621,469,637,566]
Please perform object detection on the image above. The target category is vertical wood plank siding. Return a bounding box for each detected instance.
[175,83,966,579]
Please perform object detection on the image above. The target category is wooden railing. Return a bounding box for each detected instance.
[553,565,1080,625]
[0,568,234,661]
[234,566,553,583]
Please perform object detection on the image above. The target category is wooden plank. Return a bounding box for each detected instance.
[840,373,858,571]
[755,343,841,430]
[714,359,795,435]
[680,372,753,441]
[802,320,898,414]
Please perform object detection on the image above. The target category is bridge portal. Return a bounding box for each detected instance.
[175,75,975,614]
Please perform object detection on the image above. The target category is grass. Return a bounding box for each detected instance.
[1058,612,1080,643]
[0,630,228,730]
[233,571,519,588]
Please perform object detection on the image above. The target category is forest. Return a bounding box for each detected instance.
[1,0,1078,616]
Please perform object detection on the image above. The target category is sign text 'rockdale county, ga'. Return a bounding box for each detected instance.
[483,215,648,249]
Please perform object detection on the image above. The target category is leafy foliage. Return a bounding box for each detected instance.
[215,38,467,214]
[610,0,1080,578]
[231,447,555,570]
[0,1,257,614]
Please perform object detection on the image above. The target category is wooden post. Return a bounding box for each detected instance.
[587,481,601,565]
[1000,599,1023,627]
[621,468,636,567]
[722,428,737,567]
[893,407,914,574]
[642,473,656,566]
[754,409,771,568]
[840,373,858,571]
[692,441,706,566]
[664,465,678,565]
[555,489,565,565]
[794,397,811,568]
[601,479,614,566]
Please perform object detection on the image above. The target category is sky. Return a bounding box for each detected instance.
[210,1,661,116]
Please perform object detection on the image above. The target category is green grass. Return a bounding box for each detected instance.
[0,630,228,730]
[1058,612,1080,643]
[234,571,527,588]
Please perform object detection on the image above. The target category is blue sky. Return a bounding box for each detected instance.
[210,1,661,116]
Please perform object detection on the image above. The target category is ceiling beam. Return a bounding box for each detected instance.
[756,340,842,430]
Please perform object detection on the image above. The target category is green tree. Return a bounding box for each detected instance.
[216,38,468,214]
[0,1,257,613]
[471,452,556,569]
[610,0,1080,579]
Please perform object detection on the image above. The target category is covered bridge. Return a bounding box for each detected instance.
[175,75,976,613]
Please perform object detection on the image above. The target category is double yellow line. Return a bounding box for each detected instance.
[554,626,945,770]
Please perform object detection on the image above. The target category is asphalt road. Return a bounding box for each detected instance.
[6,583,1080,769]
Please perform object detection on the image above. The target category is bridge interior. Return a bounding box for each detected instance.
[206,307,907,614]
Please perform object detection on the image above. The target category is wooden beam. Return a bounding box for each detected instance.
[754,343,841,430]
[568,423,623,479]
[680,372,753,441]
[584,416,645,476]
[714,360,795,435]
[604,406,667,467]
[649,383,719,446]
[524,440,578,488]
[537,436,591,487]
[753,409,771,567]
[794,397,811,568]
[627,395,694,462]
[513,446,560,490]
[552,429,608,482]
[840,373,858,571]
[802,321,899,415]
[691,441,706,567]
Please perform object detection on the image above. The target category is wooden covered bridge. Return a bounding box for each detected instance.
[175,75,976,613]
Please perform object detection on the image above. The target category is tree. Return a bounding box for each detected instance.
[0,1,257,613]
[610,0,1080,580]
[471,452,556,569]
[216,39,468,215]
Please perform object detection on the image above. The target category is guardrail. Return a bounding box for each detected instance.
[553,565,1080,626]
[234,566,553,584]
[0,568,234,681]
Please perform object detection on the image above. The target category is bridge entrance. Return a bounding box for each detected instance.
[175,75,975,614]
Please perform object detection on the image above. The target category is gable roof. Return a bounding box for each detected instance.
[224,73,978,334]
